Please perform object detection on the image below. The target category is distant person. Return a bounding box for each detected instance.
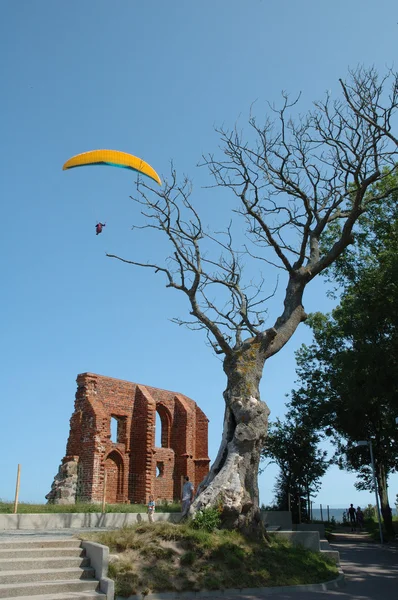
[95,222,106,235]
[356,506,364,530]
[181,476,194,519]
[147,495,155,523]
[348,503,357,531]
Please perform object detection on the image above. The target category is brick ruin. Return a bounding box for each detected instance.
[47,373,210,505]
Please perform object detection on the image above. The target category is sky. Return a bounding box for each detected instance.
[1,0,397,511]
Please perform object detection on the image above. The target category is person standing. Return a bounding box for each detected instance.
[147,495,155,523]
[181,476,194,519]
[356,506,364,530]
[348,503,357,531]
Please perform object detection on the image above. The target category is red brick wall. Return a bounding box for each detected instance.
[57,373,210,504]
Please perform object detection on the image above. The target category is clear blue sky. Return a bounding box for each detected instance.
[1,0,397,510]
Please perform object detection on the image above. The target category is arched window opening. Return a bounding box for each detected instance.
[105,450,124,503]
[155,404,171,448]
[155,412,162,448]
[156,462,164,478]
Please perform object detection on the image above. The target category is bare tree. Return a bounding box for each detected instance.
[108,67,398,533]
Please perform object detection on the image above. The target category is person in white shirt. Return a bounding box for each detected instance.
[181,476,194,518]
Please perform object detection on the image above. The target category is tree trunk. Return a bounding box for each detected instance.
[377,464,394,537]
[192,338,269,533]
[191,275,308,533]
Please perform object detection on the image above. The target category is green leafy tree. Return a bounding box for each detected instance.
[108,67,398,532]
[364,504,376,520]
[262,415,329,523]
[290,180,398,535]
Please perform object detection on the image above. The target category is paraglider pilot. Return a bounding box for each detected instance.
[95,222,106,235]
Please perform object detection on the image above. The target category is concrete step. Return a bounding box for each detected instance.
[0,539,107,599]
[319,538,340,564]
[0,566,95,585]
[0,578,100,599]
[0,556,90,571]
[0,592,106,600]
[0,540,81,550]
[0,538,81,548]
[0,547,85,559]
[320,548,340,563]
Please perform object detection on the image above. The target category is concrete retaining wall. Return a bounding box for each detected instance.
[294,523,326,537]
[0,512,181,530]
[1,511,294,531]
[271,530,321,552]
[261,510,293,531]
[82,540,114,599]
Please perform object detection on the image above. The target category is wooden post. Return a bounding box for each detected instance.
[320,504,324,522]
[13,464,21,514]
[102,471,107,514]
[327,505,330,522]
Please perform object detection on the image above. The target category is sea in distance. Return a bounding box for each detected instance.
[311,506,398,522]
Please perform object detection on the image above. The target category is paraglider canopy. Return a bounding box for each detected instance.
[63,149,162,186]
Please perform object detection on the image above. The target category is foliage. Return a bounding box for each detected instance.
[190,507,221,532]
[261,503,279,511]
[180,550,196,566]
[82,522,338,596]
[289,174,398,535]
[363,504,376,520]
[261,414,329,522]
[323,519,337,542]
[361,512,398,542]
[321,171,398,291]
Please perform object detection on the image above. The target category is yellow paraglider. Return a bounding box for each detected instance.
[63,149,162,186]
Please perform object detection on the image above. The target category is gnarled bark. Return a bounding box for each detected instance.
[192,275,308,531]
[193,337,269,530]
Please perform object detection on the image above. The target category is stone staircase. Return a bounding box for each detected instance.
[0,538,107,599]
[320,538,340,564]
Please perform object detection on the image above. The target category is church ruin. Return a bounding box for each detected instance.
[47,373,210,504]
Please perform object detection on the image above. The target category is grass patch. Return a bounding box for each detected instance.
[81,522,339,597]
[363,516,398,542]
[0,501,180,514]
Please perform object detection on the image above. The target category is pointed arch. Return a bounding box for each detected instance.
[104,449,124,503]
[155,403,172,448]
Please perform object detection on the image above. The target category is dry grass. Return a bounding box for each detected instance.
[81,522,339,597]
